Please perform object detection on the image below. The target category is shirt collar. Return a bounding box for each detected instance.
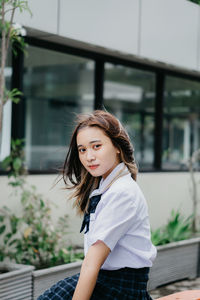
[89,162,129,198]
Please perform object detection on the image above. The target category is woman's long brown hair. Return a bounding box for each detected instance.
[62,110,138,215]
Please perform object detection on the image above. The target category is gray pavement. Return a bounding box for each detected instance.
[149,277,200,299]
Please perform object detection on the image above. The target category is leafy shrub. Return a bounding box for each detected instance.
[151,210,193,246]
[1,139,27,185]
[189,0,200,4]
[0,139,84,269]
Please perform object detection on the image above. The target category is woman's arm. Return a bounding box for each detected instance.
[72,240,110,300]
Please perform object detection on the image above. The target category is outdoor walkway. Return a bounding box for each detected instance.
[149,277,200,299]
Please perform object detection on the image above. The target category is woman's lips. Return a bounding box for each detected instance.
[89,165,99,170]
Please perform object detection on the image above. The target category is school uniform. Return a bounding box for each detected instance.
[38,162,157,300]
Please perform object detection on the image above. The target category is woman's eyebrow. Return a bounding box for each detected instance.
[90,139,101,144]
[77,140,101,148]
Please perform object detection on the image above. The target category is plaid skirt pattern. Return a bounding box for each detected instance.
[37,267,153,300]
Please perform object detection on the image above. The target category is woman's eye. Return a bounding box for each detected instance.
[94,144,101,150]
[79,148,86,153]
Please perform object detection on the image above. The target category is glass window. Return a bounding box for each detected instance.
[23,46,95,170]
[163,76,200,170]
[103,63,156,170]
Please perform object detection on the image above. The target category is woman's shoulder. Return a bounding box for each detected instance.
[100,175,145,213]
[107,173,140,197]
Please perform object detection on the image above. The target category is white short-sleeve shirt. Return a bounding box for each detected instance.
[84,162,157,270]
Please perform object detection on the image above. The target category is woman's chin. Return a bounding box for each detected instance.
[88,169,102,177]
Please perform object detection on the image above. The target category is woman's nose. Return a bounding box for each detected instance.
[86,149,95,161]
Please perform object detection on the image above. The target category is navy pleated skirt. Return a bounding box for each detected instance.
[37,267,153,300]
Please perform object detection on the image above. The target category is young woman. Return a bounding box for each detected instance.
[38,110,157,300]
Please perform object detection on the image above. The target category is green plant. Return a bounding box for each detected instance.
[0,139,84,269]
[151,228,169,246]
[189,0,200,4]
[1,138,27,184]
[0,1,31,150]
[151,210,193,246]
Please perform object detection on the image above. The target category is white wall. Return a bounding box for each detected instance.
[0,101,12,161]
[13,0,58,34]
[140,0,199,70]
[138,172,195,230]
[13,0,200,72]
[59,0,140,55]
[1,172,199,246]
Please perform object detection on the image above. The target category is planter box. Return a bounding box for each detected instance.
[0,262,35,300]
[7,237,198,298]
[33,261,82,300]
[148,237,200,290]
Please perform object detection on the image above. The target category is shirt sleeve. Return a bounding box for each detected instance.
[89,188,138,251]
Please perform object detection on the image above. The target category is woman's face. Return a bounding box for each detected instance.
[77,126,120,179]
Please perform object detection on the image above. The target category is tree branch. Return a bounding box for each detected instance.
[4,8,15,15]
[5,4,17,53]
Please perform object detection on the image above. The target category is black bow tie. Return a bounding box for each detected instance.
[80,194,101,234]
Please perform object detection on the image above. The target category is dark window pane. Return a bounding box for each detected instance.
[163,76,200,170]
[103,63,156,170]
[23,46,95,170]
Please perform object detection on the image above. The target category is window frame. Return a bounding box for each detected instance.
[4,36,200,174]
